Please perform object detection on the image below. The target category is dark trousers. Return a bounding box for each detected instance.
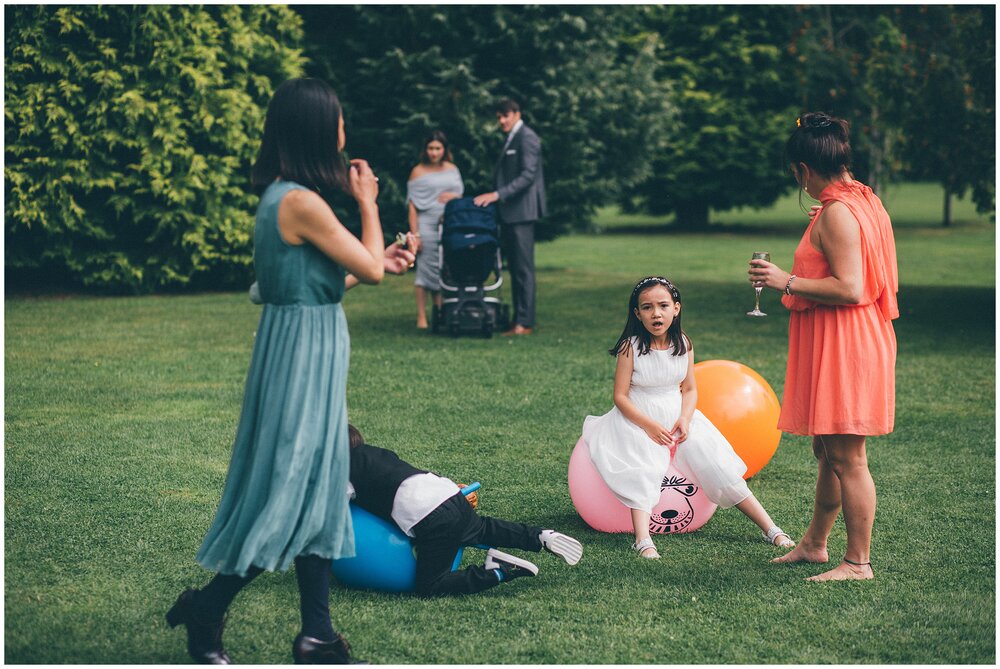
[411,493,543,597]
[500,221,536,328]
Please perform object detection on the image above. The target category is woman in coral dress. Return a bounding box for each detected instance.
[749,112,898,582]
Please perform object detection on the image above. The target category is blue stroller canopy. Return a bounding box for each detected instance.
[442,197,498,254]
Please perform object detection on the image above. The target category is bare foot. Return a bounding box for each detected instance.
[416,321,429,330]
[806,561,873,582]
[771,543,829,564]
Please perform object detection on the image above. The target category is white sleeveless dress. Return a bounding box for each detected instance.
[583,337,751,513]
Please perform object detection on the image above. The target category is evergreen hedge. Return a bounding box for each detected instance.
[298,6,673,241]
[5,5,305,292]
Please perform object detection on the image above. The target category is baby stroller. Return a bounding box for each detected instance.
[432,197,510,338]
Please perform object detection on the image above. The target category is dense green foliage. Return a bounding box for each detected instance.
[3,6,993,292]
[5,191,994,662]
[895,6,996,222]
[4,5,304,292]
[630,6,798,228]
[298,5,672,240]
[789,5,995,222]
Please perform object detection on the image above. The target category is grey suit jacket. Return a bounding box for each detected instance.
[494,123,547,224]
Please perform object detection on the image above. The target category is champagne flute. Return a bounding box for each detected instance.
[747,251,770,317]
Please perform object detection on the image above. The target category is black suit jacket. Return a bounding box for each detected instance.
[494,123,547,224]
[349,443,426,523]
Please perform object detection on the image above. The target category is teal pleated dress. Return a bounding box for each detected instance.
[196,180,355,576]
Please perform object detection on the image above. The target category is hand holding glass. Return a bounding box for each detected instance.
[747,251,770,317]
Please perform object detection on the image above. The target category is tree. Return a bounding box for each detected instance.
[296,5,674,240]
[5,5,304,292]
[789,6,917,195]
[630,5,799,229]
[789,6,995,224]
[894,6,995,224]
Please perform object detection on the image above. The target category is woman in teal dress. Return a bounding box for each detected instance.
[167,78,413,665]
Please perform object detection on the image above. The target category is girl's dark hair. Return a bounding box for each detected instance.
[420,130,454,164]
[785,112,852,180]
[347,424,365,449]
[609,277,688,358]
[251,78,349,194]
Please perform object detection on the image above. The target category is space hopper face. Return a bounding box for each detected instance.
[650,475,700,533]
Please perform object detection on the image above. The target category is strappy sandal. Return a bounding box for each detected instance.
[632,537,660,559]
[763,526,796,548]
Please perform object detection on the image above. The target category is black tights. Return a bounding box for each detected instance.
[193,555,335,641]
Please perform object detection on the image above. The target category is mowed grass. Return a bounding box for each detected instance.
[5,183,995,664]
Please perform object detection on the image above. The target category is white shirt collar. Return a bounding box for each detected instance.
[504,119,524,148]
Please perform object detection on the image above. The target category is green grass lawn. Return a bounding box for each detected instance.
[5,183,995,664]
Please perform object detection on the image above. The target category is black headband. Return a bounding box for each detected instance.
[633,276,679,298]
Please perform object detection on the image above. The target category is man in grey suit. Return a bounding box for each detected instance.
[474,98,547,336]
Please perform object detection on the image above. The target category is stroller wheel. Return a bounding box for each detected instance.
[499,304,511,331]
[482,321,493,339]
[432,306,443,334]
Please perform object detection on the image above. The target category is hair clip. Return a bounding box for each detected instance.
[799,115,833,129]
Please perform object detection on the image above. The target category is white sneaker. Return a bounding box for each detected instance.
[539,530,583,565]
[484,549,539,581]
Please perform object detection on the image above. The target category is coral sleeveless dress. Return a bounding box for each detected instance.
[197,180,355,576]
[779,180,899,437]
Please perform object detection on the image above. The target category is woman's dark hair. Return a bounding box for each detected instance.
[347,424,365,449]
[609,277,687,358]
[420,130,454,164]
[251,78,349,194]
[785,112,852,180]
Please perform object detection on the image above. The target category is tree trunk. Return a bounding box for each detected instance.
[867,107,883,196]
[942,187,952,227]
[674,201,710,230]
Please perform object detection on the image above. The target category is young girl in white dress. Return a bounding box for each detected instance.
[583,276,795,559]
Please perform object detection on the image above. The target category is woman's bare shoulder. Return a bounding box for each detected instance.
[408,164,427,181]
[281,188,336,231]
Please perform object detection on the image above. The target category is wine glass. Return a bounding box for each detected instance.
[747,251,770,317]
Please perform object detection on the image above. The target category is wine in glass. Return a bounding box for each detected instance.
[747,251,770,317]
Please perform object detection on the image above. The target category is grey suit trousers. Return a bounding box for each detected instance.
[500,221,536,328]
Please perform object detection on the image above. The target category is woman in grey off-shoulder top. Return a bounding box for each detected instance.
[406,131,464,329]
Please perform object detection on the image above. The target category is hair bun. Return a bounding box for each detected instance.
[800,112,833,129]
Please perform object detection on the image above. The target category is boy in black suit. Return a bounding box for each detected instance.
[347,425,582,597]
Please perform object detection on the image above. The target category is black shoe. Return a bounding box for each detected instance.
[292,633,368,664]
[484,548,539,582]
[166,588,232,665]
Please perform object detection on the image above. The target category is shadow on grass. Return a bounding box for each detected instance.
[590,220,991,236]
[590,222,802,236]
[894,284,995,349]
[543,271,994,351]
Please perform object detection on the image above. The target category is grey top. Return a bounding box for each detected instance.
[407,167,464,290]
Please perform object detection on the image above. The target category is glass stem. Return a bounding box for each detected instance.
[754,286,762,311]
